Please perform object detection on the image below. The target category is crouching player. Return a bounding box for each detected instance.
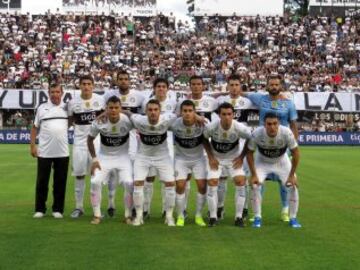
[247,113,301,228]
[87,96,134,225]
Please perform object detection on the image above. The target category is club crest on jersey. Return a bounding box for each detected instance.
[121,96,127,102]
[166,105,172,111]
[229,134,237,141]
[186,128,192,135]
[194,100,199,107]
[231,99,236,106]
[223,132,228,139]
[85,102,90,108]
[150,126,156,131]
[130,97,136,103]
[277,139,284,146]
[93,102,99,108]
[203,101,209,108]
[111,126,117,133]
[271,101,278,109]
[269,139,275,145]
[120,127,127,134]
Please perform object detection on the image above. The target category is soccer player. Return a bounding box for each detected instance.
[178,75,218,217]
[216,74,253,220]
[247,113,301,228]
[125,99,177,226]
[243,74,298,222]
[170,100,207,227]
[203,102,252,227]
[87,96,134,225]
[141,78,177,219]
[67,75,106,218]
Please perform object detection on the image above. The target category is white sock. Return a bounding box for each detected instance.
[235,185,246,218]
[176,193,186,218]
[161,183,166,213]
[251,185,262,218]
[184,180,191,210]
[107,177,117,209]
[143,181,154,213]
[244,183,250,210]
[75,178,85,210]
[124,183,133,218]
[217,180,227,208]
[195,192,206,217]
[207,186,218,219]
[90,182,102,218]
[133,185,144,219]
[288,186,299,219]
[165,186,176,218]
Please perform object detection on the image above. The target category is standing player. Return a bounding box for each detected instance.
[126,99,177,226]
[243,74,298,222]
[247,113,301,228]
[141,78,178,219]
[170,100,207,227]
[178,75,218,217]
[203,102,252,227]
[68,75,106,218]
[87,96,134,225]
[216,74,253,219]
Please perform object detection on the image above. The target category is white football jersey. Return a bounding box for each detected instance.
[248,126,298,164]
[141,96,177,114]
[131,113,177,157]
[89,113,133,156]
[68,93,105,148]
[217,95,253,123]
[170,117,205,160]
[204,119,251,160]
[103,89,145,113]
[178,95,218,121]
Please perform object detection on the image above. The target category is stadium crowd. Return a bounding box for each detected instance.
[0,12,359,92]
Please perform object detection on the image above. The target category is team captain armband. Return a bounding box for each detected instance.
[211,140,239,154]
[100,134,130,147]
[73,111,103,125]
[174,135,203,149]
[139,132,167,146]
[257,146,287,158]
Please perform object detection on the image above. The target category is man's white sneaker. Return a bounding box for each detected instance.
[165,216,175,226]
[52,212,63,219]
[33,212,44,218]
[132,217,143,226]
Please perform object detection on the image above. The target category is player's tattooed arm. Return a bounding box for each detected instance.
[290,121,299,142]
[286,147,300,187]
[202,137,219,170]
[30,125,38,158]
[233,140,249,169]
[87,135,101,175]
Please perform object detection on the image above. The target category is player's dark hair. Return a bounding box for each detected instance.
[49,82,63,91]
[146,99,161,109]
[218,102,235,114]
[117,69,130,79]
[180,99,196,111]
[264,112,279,121]
[189,75,204,85]
[153,77,169,89]
[267,74,283,83]
[79,75,94,84]
[227,74,241,82]
[106,95,121,105]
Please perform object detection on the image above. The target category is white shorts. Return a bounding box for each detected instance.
[134,155,174,183]
[129,130,139,161]
[146,131,174,178]
[174,157,207,181]
[72,146,91,176]
[207,158,245,180]
[91,155,133,186]
[254,155,292,185]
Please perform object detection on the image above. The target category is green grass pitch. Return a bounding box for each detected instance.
[0,145,359,270]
